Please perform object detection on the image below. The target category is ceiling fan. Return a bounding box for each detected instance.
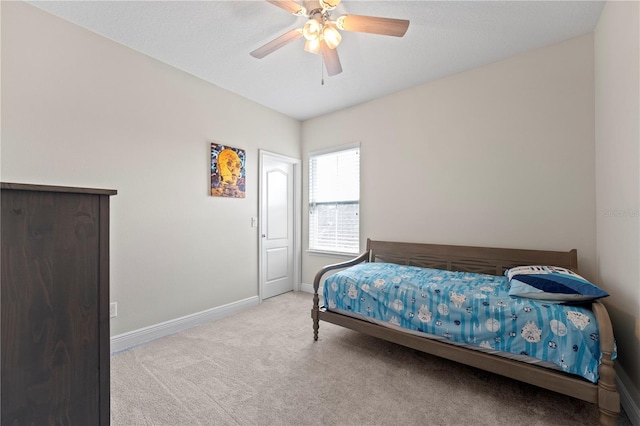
[250,0,410,76]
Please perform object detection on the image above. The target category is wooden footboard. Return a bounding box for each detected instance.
[311,239,620,425]
[591,301,621,425]
[311,250,370,341]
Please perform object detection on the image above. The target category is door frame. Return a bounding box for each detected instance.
[258,150,302,302]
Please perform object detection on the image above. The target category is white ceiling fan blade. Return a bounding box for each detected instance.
[337,15,410,37]
[320,41,342,76]
[250,29,303,59]
[266,0,307,16]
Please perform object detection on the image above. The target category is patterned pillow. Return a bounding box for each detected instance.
[506,265,608,303]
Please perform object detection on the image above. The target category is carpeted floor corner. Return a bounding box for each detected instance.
[111,291,632,425]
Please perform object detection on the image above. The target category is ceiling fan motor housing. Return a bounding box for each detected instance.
[304,1,323,14]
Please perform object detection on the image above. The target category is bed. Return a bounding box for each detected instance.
[311,239,620,425]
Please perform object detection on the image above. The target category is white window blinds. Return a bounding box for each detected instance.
[309,146,360,254]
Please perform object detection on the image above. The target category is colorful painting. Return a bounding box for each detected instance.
[211,143,246,198]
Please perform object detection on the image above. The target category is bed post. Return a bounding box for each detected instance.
[568,248,578,272]
[312,271,321,341]
[591,301,620,426]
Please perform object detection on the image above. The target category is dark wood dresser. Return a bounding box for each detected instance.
[1,183,116,425]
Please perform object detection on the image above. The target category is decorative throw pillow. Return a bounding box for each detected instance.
[506,265,608,303]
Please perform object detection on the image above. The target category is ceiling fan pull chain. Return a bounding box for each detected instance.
[321,56,325,86]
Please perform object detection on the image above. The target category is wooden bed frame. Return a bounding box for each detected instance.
[311,239,620,425]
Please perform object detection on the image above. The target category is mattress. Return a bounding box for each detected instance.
[323,262,607,383]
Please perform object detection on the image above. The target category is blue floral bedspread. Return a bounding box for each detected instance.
[323,262,605,383]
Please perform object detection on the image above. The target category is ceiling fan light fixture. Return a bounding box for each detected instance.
[302,19,323,41]
[322,25,342,49]
[319,0,341,10]
[304,38,322,54]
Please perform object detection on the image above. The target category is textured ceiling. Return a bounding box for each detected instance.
[29,1,605,121]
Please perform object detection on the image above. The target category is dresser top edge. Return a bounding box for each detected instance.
[1,182,117,196]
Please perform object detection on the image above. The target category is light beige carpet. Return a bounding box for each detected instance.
[111,291,631,425]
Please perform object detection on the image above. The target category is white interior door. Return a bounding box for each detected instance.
[260,152,299,300]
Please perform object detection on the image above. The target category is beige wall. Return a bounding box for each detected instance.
[302,35,597,288]
[595,0,640,411]
[0,1,301,335]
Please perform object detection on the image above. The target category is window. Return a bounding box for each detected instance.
[309,145,360,254]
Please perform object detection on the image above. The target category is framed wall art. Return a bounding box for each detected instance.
[211,143,246,198]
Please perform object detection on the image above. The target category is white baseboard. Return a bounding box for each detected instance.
[617,366,640,426]
[300,282,314,294]
[110,296,259,354]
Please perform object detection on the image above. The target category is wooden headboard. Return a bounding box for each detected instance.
[365,239,578,276]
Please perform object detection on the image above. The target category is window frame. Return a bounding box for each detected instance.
[307,143,361,256]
